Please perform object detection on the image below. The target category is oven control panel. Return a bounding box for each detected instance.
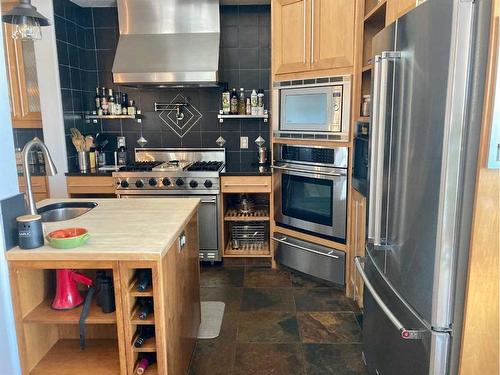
[114,176,220,191]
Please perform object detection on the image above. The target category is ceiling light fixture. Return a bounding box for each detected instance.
[2,0,50,41]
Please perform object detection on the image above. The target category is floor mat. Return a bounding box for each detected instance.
[197,301,226,339]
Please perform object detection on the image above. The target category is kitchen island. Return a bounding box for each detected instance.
[7,198,201,375]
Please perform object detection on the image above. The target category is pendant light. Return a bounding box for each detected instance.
[2,0,50,41]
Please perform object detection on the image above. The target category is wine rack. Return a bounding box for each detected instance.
[120,265,162,375]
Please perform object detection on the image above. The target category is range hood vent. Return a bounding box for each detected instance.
[112,0,221,87]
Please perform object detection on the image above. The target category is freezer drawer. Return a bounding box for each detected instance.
[273,234,345,285]
[359,255,438,375]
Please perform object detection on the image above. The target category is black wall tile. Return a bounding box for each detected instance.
[54,2,271,164]
[54,15,67,42]
[239,26,259,48]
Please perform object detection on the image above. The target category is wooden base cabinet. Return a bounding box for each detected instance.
[18,176,49,202]
[8,215,200,375]
[349,188,366,308]
[272,0,357,80]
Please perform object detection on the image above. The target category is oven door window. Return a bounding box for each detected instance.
[282,174,333,226]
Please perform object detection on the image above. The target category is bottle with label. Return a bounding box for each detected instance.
[238,88,246,115]
[133,325,155,348]
[101,87,109,115]
[245,98,251,115]
[135,353,156,375]
[250,89,258,115]
[222,85,230,114]
[257,89,265,115]
[114,91,122,115]
[121,93,128,114]
[94,87,101,111]
[127,99,136,115]
[108,89,115,115]
[230,88,239,114]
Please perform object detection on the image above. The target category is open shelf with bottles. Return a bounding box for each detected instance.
[218,110,269,123]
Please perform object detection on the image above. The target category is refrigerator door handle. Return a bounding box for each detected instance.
[355,256,427,340]
[368,55,382,241]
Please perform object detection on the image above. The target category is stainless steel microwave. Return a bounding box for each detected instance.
[272,76,351,141]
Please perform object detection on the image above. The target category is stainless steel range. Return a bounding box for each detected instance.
[113,148,225,262]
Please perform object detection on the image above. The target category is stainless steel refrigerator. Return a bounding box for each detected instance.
[355,0,492,374]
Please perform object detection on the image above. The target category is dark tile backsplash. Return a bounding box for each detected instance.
[53,0,271,168]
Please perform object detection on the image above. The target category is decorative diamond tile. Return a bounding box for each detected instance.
[158,94,202,138]
[255,136,266,147]
[216,136,226,147]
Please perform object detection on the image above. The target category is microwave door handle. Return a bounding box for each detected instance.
[271,165,344,177]
[368,55,382,242]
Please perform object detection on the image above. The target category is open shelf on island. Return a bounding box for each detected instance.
[224,207,270,222]
[30,339,120,375]
[218,111,269,123]
[132,334,156,353]
[129,278,153,297]
[130,304,155,325]
[24,297,116,324]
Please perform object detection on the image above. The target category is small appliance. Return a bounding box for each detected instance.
[272,76,351,141]
[52,269,93,310]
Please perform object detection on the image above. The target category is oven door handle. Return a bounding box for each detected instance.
[271,165,345,177]
[200,198,217,204]
[272,236,340,259]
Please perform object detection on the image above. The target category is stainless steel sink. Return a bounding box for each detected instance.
[38,202,97,222]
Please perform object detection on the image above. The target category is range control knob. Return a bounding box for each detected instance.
[204,180,213,188]
[176,178,184,186]
[162,178,171,187]
[120,180,129,188]
[189,180,198,188]
[148,178,157,187]
[135,180,144,188]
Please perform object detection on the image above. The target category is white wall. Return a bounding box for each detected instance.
[0,5,22,373]
[33,0,69,198]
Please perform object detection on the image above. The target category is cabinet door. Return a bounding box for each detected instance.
[272,0,311,75]
[311,0,355,71]
[2,3,42,129]
[354,193,366,308]
[397,0,416,18]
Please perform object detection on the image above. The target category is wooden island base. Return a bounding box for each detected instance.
[8,213,200,375]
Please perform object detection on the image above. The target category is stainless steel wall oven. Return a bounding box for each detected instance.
[272,144,348,243]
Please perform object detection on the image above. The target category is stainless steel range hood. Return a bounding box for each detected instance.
[112,0,221,87]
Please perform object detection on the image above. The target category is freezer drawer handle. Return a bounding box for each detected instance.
[354,256,427,340]
[272,236,340,259]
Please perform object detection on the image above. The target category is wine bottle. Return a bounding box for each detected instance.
[136,269,152,291]
[94,87,101,111]
[137,297,154,320]
[238,88,246,115]
[230,88,238,115]
[135,353,156,375]
[222,85,230,115]
[134,325,155,348]
[108,89,115,115]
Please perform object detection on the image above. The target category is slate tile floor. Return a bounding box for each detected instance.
[189,265,367,375]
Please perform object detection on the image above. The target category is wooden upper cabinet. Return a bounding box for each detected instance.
[386,0,417,25]
[2,2,42,129]
[272,0,311,75]
[272,0,356,79]
[312,0,355,71]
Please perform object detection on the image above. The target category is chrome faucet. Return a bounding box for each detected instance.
[22,137,57,215]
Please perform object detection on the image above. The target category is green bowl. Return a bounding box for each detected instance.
[46,228,90,249]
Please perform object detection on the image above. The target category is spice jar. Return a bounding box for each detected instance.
[361,95,371,117]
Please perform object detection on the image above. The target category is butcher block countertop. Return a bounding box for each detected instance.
[6,198,200,262]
